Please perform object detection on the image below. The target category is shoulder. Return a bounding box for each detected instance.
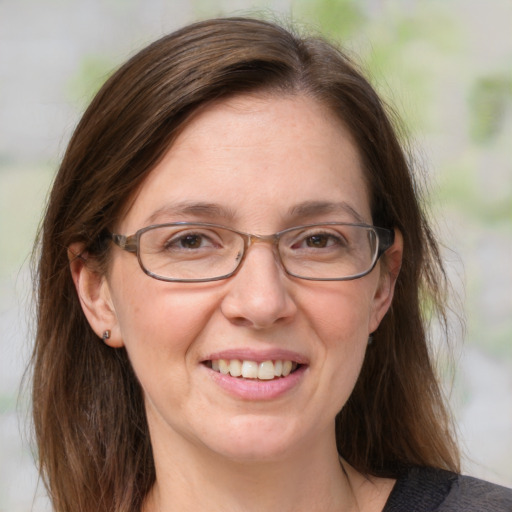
[383,466,512,512]
[443,472,512,512]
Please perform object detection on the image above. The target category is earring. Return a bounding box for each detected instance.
[102,330,111,342]
[368,334,374,345]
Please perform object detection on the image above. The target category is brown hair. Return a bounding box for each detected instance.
[31,17,459,512]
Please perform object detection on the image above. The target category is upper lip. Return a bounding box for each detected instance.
[202,348,309,365]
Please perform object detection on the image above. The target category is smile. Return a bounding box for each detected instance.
[206,359,299,380]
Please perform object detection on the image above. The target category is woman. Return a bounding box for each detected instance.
[31,17,511,512]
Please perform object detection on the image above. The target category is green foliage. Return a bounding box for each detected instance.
[0,393,17,414]
[66,54,117,109]
[294,0,365,39]
[0,166,54,276]
[469,73,512,144]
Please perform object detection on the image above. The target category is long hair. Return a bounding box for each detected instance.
[31,17,459,512]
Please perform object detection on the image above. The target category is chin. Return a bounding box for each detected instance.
[203,414,309,462]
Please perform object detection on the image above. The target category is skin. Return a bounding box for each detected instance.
[71,93,403,511]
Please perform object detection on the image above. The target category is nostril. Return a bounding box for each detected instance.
[228,316,254,327]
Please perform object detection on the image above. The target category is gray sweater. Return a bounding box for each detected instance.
[382,466,512,511]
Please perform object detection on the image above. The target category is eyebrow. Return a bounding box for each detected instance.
[144,200,366,227]
[287,201,366,223]
[144,201,237,225]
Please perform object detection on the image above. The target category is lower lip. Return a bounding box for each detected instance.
[205,365,307,400]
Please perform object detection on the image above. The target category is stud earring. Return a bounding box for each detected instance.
[102,330,111,342]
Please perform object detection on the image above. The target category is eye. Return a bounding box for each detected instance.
[304,233,336,248]
[291,230,347,250]
[165,231,220,251]
[175,234,206,249]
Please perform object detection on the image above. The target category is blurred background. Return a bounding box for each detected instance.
[0,0,511,510]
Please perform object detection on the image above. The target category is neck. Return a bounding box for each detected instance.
[144,429,358,512]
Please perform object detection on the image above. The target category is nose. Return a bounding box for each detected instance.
[220,241,297,329]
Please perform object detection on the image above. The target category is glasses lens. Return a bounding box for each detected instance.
[139,225,244,281]
[279,224,378,280]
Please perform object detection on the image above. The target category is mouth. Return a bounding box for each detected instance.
[204,359,302,380]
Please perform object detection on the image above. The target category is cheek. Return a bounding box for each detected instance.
[303,280,376,345]
[109,265,221,378]
[316,294,369,381]
[301,283,375,410]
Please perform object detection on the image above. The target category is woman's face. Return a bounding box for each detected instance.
[81,94,400,463]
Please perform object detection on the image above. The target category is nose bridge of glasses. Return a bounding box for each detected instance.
[240,232,283,269]
[246,232,280,247]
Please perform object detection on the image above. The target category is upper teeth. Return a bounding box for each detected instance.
[211,359,297,380]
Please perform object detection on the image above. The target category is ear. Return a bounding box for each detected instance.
[368,229,403,334]
[68,243,124,348]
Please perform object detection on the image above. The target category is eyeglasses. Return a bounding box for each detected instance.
[110,222,394,282]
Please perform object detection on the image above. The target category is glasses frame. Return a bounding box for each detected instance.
[110,222,395,283]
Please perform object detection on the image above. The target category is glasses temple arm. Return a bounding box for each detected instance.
[376,227,395,257]
[111,233,138,253]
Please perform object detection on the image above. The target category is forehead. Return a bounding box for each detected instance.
[120,93,371,232]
